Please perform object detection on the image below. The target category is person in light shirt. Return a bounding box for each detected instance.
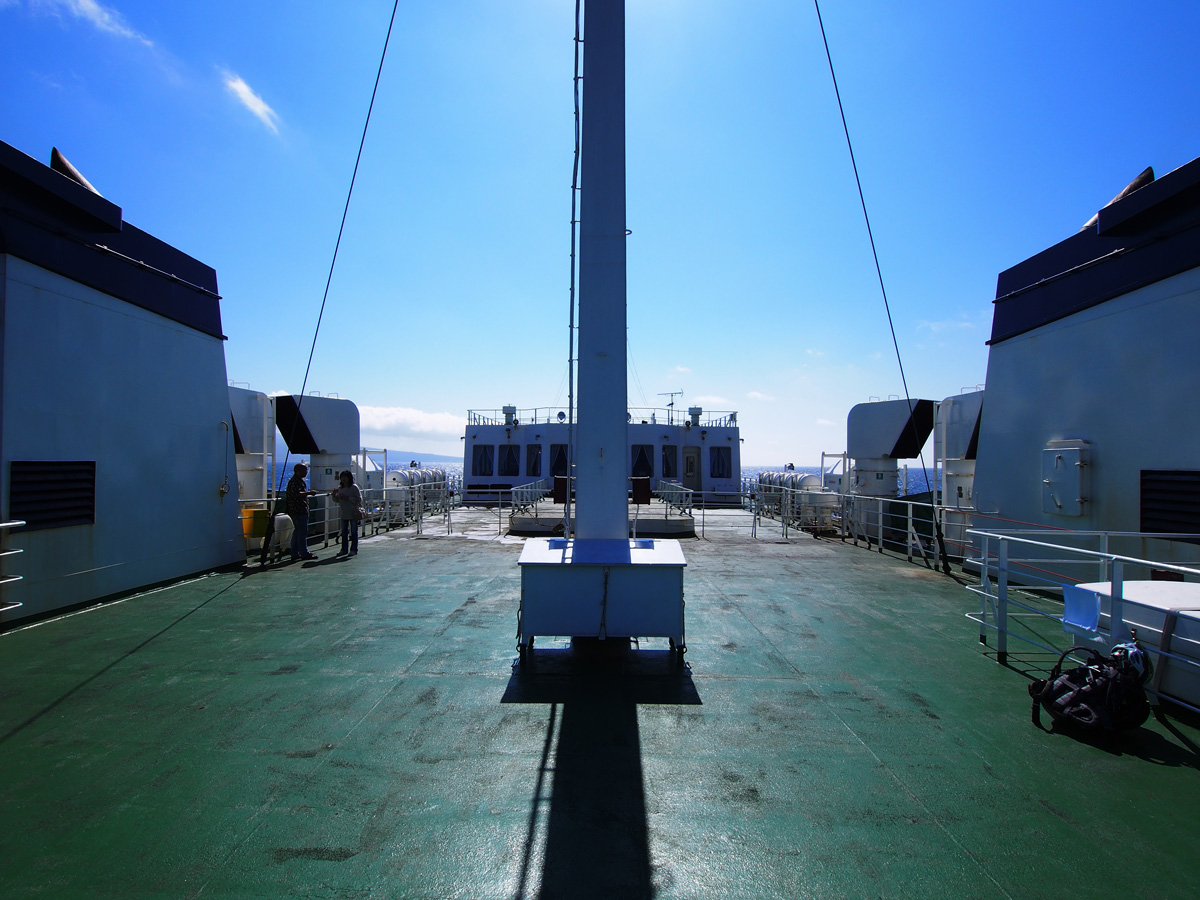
[331,469,363,557]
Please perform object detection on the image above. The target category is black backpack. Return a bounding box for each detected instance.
[1028,642,1153,733]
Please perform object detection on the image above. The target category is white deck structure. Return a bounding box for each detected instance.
[517,0,686,655]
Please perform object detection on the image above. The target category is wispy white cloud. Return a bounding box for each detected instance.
[359,406,465,441]
[46,0,153,46]
[805,348,825,358]
[815,418,836,426]
[672,365,692,374]
[693,395,729,406]
[220,69,281,134]
[746,391,774,402]
[917,317,976,334]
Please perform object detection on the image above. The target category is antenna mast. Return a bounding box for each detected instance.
[657,391,683,426]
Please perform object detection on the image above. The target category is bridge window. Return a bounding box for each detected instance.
[498,444,520,477]
[631,444,653,478]
[550,444,569,477]
[472,444,494,477]
[709,446,731,479]
[661,445,678,479]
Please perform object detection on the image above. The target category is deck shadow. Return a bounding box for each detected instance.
[503,642,699,899]
[0,575,243,744]
[502,645,702,706]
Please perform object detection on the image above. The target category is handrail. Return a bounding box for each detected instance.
[965,527,1200,714]
[655,481,694,517]
[238,478,462,553]
[0,519,25,598]
[466,406,739,428]
[966,528,1200,575]
[510,479,551,514]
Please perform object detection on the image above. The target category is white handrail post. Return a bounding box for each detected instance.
[1111,559,1130,643]
[877,497,884,553]
[997,539,1009,665]
[906,501,914,563]
[978,533,990,646]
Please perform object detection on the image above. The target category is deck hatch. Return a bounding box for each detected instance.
[1140,470,1200,540]
[9,460,96,530]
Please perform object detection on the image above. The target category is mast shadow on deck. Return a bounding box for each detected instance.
[502,641,700,899]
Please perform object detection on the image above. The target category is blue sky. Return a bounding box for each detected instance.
[4,1,1200,464]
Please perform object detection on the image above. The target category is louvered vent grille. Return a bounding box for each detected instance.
[9,461,97,531]
[1140,470,1200,538]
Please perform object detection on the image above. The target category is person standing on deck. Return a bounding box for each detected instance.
[331,469,363,557]
[286,463,319,561]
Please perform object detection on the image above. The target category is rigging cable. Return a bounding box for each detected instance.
[813,0,952,574]
[563,0,583,533]
[276,0,402,490]
[628,336,649,407]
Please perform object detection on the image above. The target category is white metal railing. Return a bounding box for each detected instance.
[655,481,694,517]
[238,477,463,555]
[750,485,948,562]
[510,479,551,515]
[966,527,1200,712]
[468,408,570,426]
[1,520,26,605]
[466,406,739,428]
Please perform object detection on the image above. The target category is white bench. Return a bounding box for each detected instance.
[1066,580,1200,705]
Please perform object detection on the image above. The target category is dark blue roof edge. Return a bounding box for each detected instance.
[0,139,122,231]
[990,154,1200,345]
[0,138,225,340]
[1097,156,1200,236]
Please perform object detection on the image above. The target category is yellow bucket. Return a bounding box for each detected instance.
[242,507,271,539]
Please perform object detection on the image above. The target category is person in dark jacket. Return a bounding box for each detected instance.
[285,463,319,560]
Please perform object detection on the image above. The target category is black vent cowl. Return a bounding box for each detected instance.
[1141,470,1200,539]
[9,461,97,531]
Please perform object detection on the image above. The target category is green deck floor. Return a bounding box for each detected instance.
[2,508,1199,898]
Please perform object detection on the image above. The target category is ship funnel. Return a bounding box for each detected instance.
[1080,166,1154,231]
[50,147,101,196]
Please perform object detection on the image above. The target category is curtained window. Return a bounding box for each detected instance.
[550,444,569,477]
[472,444,494,477]
[499,444,520,477]
[709,446,731,479]
[631,444,654,478]
[661,445,678,479]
